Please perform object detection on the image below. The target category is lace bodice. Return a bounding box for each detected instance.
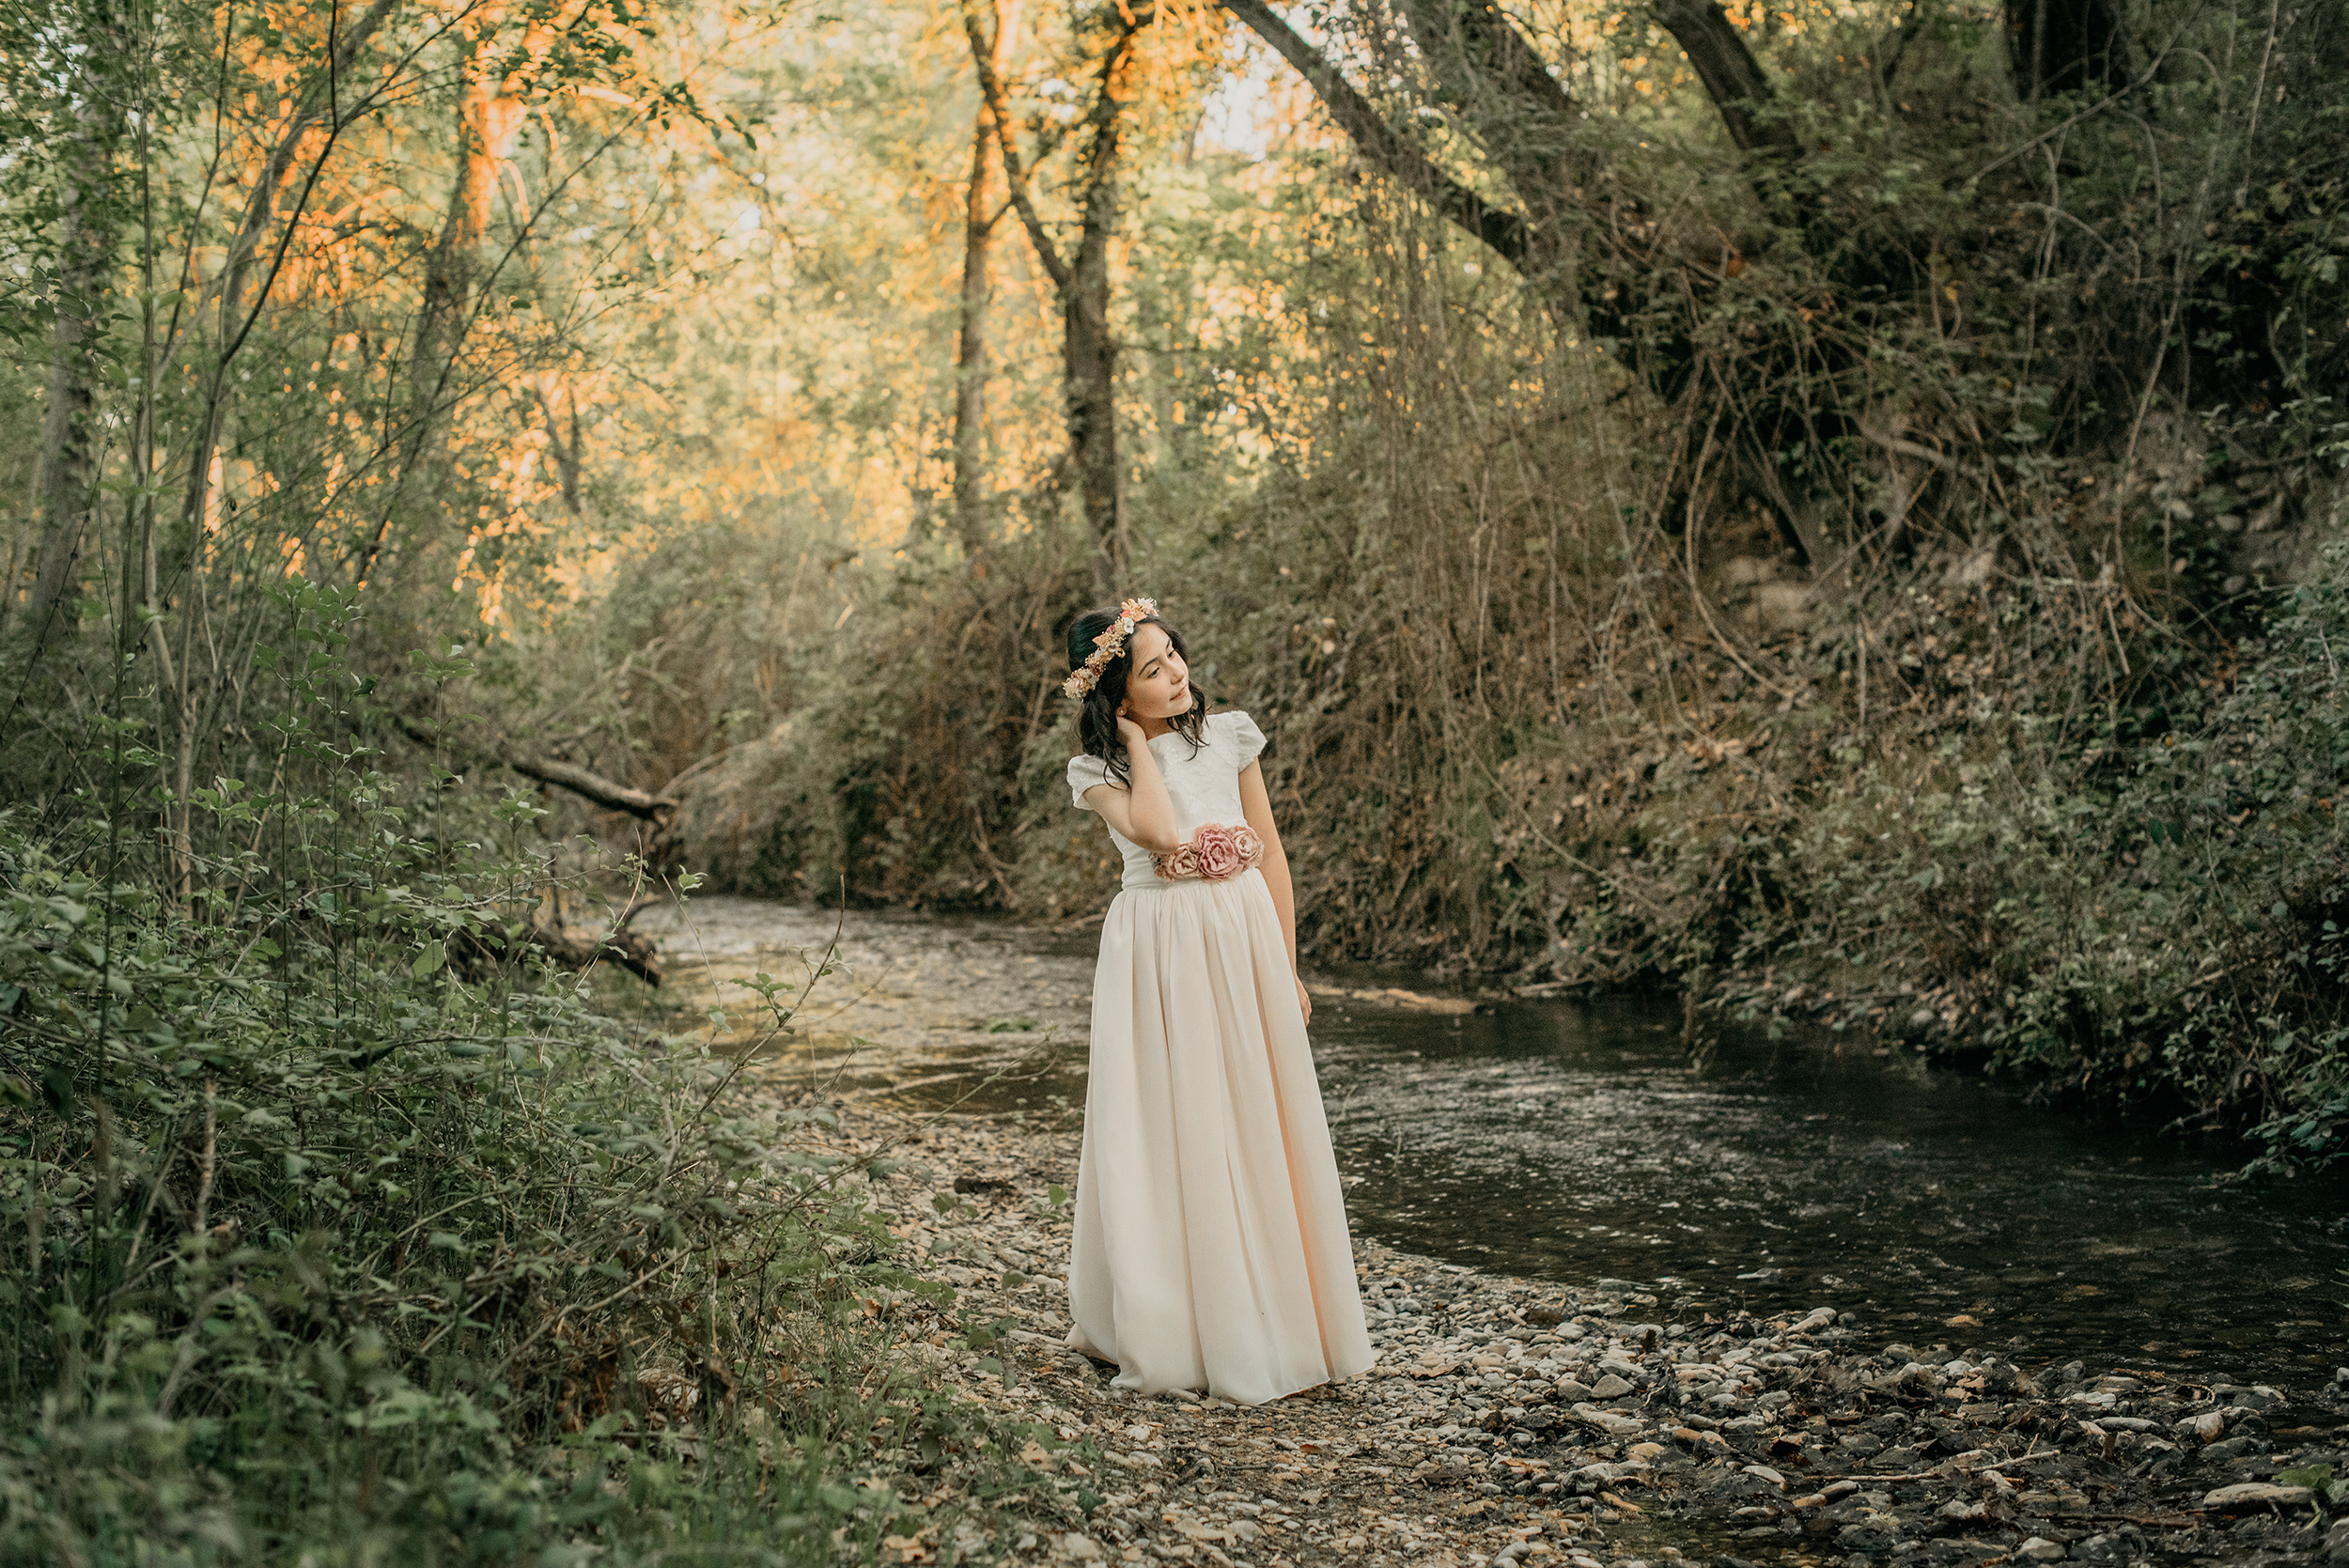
[1066,709,1268,889]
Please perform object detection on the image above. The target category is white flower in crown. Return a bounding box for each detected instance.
[1063,598,1158,701]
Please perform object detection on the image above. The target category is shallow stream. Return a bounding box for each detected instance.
[643,897,2349,1389]
[1303,987,2348,1390]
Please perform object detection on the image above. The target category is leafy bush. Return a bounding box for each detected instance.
[0,584,1056,1563]
[1691,544,2349,1158]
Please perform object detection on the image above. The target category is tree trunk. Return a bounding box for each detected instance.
[1651,0,1806,164]
[23,37,124,648]
[1396,0,1582,212]
[169,0,400,599]
[1217,0,1532,267]
[410,88,487,425]
[968,1,1144,597]
[410,28,519,439]
[2005,0,2134,100]
[1393,0,1614,333]
[1065,55,1130,598]
[534,383,584,515]
[507,755,678,822]
[374,11,531,580]
[1234,0,1803,264]
[952,103,997,558]
[396,714,679,822]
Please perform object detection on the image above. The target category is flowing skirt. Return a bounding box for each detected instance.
[1065,868,1375,1405]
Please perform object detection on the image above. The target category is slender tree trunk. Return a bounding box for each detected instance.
[24,36,125,647]
[967,1,1143,597]
[1065,147,1125,596]
[1395,0,1582,208]
[951,95,998,559]
[559,388,583,517]
[1215,3,1534,279]
[410,29,508,442]
[2005,0,2134,99]
[532,382,584,515]
[1650,0,1807,165]
[384,10,530,568]
[169,0,399,599]
[412,90,487,424]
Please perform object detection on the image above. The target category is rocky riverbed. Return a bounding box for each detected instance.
[819,1100,2348,1568]
[654,898,2348,1565]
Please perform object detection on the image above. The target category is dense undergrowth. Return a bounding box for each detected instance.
[1698,550,2349,1163]
[0,589,1076,1564]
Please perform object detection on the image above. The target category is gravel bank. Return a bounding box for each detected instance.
[822,1100,2346,1568]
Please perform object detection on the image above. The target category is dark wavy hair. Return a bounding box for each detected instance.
[1066,605,1210,788]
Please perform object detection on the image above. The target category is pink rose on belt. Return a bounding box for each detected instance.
[1192,823,1243,879]
[1150,823,1266,882]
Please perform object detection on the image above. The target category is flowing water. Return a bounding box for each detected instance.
[1303,987,2349,1389]
[644,897,2349,1389]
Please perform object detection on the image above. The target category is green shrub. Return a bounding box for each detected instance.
[0,583,1057,1564]
[1695,545,2349,1159]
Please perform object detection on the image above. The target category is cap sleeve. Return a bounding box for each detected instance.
[1219,709,1268,767]
[1066,753,1115,811]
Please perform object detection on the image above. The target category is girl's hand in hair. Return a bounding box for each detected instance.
[1114,708,1148,749]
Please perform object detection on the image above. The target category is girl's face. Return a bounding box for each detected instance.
[1118,624,1192,722]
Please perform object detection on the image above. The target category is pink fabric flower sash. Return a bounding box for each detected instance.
[1151,823,1265,883]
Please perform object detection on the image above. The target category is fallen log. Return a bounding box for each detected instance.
[506,756,677,823]
[397,717,671,986]
[454,921,662,987]
[396,717,680,824]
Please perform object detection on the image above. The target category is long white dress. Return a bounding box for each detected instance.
[1063,709,1375,1405]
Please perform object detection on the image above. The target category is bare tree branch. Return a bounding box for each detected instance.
[507,757,677,822]
[1218,0,1533,269]
[1651,0,1804,163]
[963,0,1071,289]
[397,716,677,822]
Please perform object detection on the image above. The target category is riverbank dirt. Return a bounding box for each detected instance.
[662,901,2349,1566]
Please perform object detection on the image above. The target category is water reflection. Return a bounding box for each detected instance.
[1310,992,2349,1386]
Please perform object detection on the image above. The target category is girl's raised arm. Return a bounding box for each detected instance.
[1084,713,1181,852]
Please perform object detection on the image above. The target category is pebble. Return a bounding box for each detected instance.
[2202,1481,2315,1510]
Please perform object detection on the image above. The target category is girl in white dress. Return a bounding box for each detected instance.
[1060,598,1374,1405]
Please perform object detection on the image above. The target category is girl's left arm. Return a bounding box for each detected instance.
[1237,759,1311,1027]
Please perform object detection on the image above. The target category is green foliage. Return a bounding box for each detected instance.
[1638,541,2349,1162]
[2277,1463,2338,1505]
[0,585,1061,1563]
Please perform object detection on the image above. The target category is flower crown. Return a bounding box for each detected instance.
[1062,598,1158,700]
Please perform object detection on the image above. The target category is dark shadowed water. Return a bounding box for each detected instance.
[1304,989,2349,1389]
